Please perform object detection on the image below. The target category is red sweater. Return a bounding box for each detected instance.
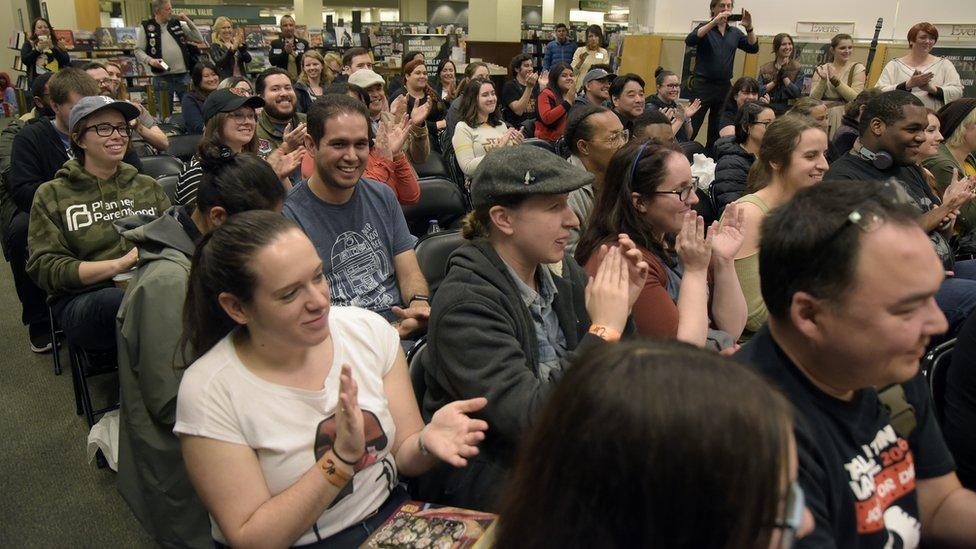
[535,87,572,143]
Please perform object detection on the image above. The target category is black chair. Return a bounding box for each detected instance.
[405,336,428,409]
[520,119,535,138]
[437,129,466,189]
[411,150,450,179]
[47,305,63,376]
[130,140,159,158]
[141,154,185,179]
[522,137,556,154]
[414,229,464,298]
[401,178,468,238]
[693,188,719,228]
[922,338,956,424]
[163,113,184,129]
[158,174,180,204]
[67,342,120,429]
[553,136,571,159]
[167,134,202,162]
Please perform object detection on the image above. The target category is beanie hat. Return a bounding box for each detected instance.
[936,98,976,140]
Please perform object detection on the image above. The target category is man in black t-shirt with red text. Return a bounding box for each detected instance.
[738,180,976,548]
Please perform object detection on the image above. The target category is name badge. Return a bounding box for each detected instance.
[595,52,605,60]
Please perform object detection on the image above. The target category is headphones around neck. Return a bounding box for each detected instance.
[856,145,894,171]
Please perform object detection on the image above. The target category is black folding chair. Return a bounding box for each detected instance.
[166,134,203,162]
[158,174,180,204]
[140,154,185,179]
[405,336,428,409]
[411,150,450,180]
[401,178,469,238]
[414,229,464,298]
[522,137,556,154]
[922,338,956,425]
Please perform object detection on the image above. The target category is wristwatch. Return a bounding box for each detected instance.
[409,294,430,305]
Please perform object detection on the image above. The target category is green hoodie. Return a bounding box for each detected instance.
[27,159,171,301]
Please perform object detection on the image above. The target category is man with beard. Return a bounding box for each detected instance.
[284,94,431,342]
[255,68,307,160]
[348,68,429,164]
[268,15,309,80]
[825,90,976,337]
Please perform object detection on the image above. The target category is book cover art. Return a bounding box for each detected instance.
[95,27,115,48]
[113,27,138,49]
[73,30,94,51]
[245,51,269,73]
[197,25,212,46]
[53,29,74,49]
[7,31,27,50]
[359,501,496,549]
[108,55,140,77]
[308,28,323,48]
[244,26,266,48]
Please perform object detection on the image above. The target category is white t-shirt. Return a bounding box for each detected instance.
[174,306,400,545]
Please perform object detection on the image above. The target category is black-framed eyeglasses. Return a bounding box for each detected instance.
[752,120,773,127]
[651,181,698,202]
[769,480,805,548]
[83,123,131,138]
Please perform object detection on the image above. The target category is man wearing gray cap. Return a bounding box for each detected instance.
[349,68,429,164]
[419,145,648,511]
[570,68,614,115]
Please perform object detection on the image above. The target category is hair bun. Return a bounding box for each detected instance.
[654,66,664,77]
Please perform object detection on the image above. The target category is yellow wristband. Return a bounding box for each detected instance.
[319,454,352,488]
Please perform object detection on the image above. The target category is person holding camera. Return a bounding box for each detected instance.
[684,0,758,151]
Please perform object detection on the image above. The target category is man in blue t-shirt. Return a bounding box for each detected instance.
[284,94,431,339]
[737,180,976,548]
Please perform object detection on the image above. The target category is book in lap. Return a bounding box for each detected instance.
[360,501,496,549]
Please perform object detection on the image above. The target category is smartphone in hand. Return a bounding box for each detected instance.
[727,13,743,22]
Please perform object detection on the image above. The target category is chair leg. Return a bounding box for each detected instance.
[69,346,84,417]
[48,306,62,375]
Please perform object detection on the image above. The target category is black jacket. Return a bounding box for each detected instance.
[8,117,143,214]
[20,41,71,84]
[831,115,859,161]
[711,135,755,213]
[420,239,604,511]
[267,37,309,71]
[209,43,251,79]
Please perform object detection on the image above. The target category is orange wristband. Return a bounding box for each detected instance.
[319,454,352,488]
[588,324,621,342]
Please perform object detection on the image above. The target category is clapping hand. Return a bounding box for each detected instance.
[943,169,976,210]
[333,365,366,465]
[424,398,489,467]
[675,211,712,273]
[710,203,746,262]
[267,146,305,180]
[537,70,550,89]
[375,117,411,160]
[282,121,308,153]
[585,246,632,333]
[409,99,431,126]
[612,233,651,308]
[684,99,702,119]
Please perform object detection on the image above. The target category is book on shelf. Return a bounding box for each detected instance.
[243,26,266,48]
[245,51,269,73]
[308,28,323,48]
[113,28,138,49]
[359,500,496,549]
[73,30,95,51]
[8,31,27,50]
[107,55,143,77]
[11,55,24,72]
[54,30,75,50]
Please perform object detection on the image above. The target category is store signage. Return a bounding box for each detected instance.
[795,21,855,37]
[934,24,976,40]
[579,0,610,12]
[172,4,274,25]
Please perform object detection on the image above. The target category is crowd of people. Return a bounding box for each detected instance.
[2,0,976,547]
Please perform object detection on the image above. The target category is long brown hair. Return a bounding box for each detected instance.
[746,114,819,192]
[181,211,299,361]
[196,108,260,158]
[496,339,794,549]
[575,139,686,266]
[458,77,503,128]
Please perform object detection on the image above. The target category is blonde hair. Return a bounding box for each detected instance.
[946,108,976,150]
[299,50,326,86]
[212,16,234,44]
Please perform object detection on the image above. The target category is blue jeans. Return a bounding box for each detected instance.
[935,259,976,338]
[54,287,125,351]
[152,72,189,113]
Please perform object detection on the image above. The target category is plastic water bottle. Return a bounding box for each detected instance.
[427,219,442,235]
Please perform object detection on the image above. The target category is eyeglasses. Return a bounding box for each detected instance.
[752,120,773,127]
[83,123,131,138]
[664,83,681,89]
[229,111,257,123]
[769,481,805,549]
[606,129,630,146]
[651,182,697,202]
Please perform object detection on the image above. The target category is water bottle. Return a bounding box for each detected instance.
[427,219,442,235]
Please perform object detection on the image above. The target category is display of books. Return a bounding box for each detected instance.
[11,55,24,72]
[308,28,323,48]
[244,26,266,48]
[54,30,74,50]
[245,50,269,73]
[107,55,142,77]
[359,501,496,549]
[73,30,95,51]
[113,27,138,49]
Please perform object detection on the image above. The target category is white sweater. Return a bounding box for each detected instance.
[452,121,513,176]
[876,57,964,111]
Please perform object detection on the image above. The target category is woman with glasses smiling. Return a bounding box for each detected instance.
[26,97,171,353]
[878,22,964,111]
[176,88,273,207]
[647,67,701,142]
[496,339,814,548]
[576,139,747,349]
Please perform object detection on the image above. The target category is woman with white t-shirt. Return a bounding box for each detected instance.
[175,211,488,547]
[452,77,523,178]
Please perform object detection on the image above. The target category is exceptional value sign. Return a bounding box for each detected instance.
[172,4,275,25]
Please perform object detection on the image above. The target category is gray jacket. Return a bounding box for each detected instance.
[115,207,210,548]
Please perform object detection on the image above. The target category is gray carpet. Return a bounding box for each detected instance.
[0,263,155,546]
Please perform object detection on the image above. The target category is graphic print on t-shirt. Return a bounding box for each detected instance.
[844,424,920,546]
[314,409,396,508]
[327,224,394,310]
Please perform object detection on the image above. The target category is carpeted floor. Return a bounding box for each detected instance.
[0,263,155,546]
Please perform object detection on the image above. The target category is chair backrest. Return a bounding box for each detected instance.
[167,134,203,162]
[405,336,428,408]
[164,113,185,128]
[140,154,185,179]
[522,137,555,154]
[411,150,450,179]
[401,178,468,238]
[553,136,571,159]
[520,119,536,138]
[923,338,956,425]
[693,188,718,229]
[158,174,180,204]
[414,229,464,298]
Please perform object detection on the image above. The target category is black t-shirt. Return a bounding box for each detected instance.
[824,153,952,267]
[501,79,540,128]
[738,327,956,548]
[945,312,976,489]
